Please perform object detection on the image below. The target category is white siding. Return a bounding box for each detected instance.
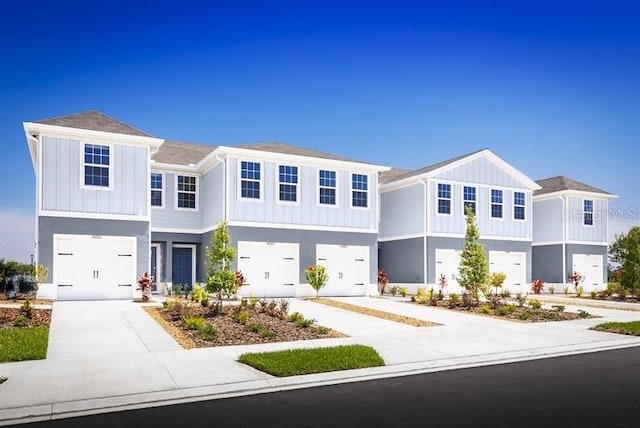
[567,196,608,242]
[379,184,424,239]
[532,198,563,242]
[433,157,530,189]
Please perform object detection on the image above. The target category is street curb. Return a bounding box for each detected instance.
[2,340,640,426]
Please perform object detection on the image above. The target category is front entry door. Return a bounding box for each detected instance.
[172,247,193,287]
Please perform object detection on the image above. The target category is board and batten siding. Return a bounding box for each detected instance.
[379,184,424,239]
[566,196,608,242]
[227,158,377,230]
[150,172,203,230]
[532,198,563,242]
[432,157,530,189]
[41,136,148,217]
[201,163,224,228]
[429,181,531,238]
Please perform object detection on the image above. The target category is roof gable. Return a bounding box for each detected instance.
[34,110,152,137]
[534,176,612,197]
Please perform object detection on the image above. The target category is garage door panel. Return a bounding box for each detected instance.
[490,251,526,294]
[435,249,462,294]
[237,242,298,298]
[316,245,369,297]
[573,254,603,292]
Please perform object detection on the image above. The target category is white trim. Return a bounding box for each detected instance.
[532,241,564,247]
[566,240,608,246]
[317,168,339,207]
[79,142,115,191]
[237,159,264,202]
[39,210,150,222]
[23,122,164,148]
[435,182,453,216]
[462,185,477,216]
[172,244,197,286]
[150,171,165,209]
[151,162,201,173]
[223,156,229,221]
[349,172,371,210]
[150,243,162,282]
[422,179,428,285]
[174,173,199,211]
[37,135,44,218]
[582,198,595,227]
[378,233,425,242]
[427,231,533,242]
[513,190,526,221]
[152,221,379,235]
[533,189,618,201]
[152,226,206,234]
[146,147,152,217]
[562,195,568,284]
[275,163,300,205]
[490,188,504,220]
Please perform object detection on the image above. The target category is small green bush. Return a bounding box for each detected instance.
[398,286,408,297]
[578,309,591,318]
[590,290,598,299]
[496,304,516,316]
[233,310,249,325]
[248,294,259,308]
[529,299,542,310]
[390,286,399,296]
[13,315,28,327]
[518,310,532,320]
[448,293,460,308]
[197,324,219,340]
[288,312,305,323]
[479,304,491,314]
[183,315,206,330]
[315,326,330,335]
[163,299,176,309]
[576,285,584,298]
[201,296,209,307]
[552,304,565,312]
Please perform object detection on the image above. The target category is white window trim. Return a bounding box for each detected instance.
[513,191,526,221]
[150,172,165,209]
[276,164,300,205]
[79,142,114,191]
[172,244,196,286]
[150,243,163,283]
[238,160,264,201]
[317,169,339,207]
[490,189,504,220]
[436,182,452,216]
[462,185,476,216]
[174,174,199,211]
[349,172,370,210]
[583,198,595,227]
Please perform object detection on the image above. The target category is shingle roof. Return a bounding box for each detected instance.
[379,168,412,184]
[380,149,486,184]
[35,110,152,137]
[534,176,612,196]
[152,140,215,166]
[236,141,371,164]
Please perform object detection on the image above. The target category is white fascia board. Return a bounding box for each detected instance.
[533,190,618,201]
[40,210,150,222]
[153,222,379,235]
[23,122,164,149]
[427,231,532,242]
[151,162,202,174]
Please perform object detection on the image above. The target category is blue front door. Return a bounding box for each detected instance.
[172,247,193,287]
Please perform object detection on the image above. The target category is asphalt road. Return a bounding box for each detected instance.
[25,347,640,428]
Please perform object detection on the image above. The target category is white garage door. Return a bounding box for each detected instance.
[54,235,136,301]
[572,254,603,292]
[237,241,299,298]
[316,245,369,297]
[435,249,462,294]
[490,251,526,294]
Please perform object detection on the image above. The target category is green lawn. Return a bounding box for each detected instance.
[0,326,49,362]
[238,344,385,377]
[592,321,640,336]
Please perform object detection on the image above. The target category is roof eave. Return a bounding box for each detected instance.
[533,189,618,200]
[23,122,164,148]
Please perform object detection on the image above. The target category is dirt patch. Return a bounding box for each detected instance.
[313,298,438,327]
[150,302,344,348]
[0,307,52,329]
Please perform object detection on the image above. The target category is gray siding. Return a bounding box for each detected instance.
[378,238,424,283]
[566,244,608,284]
[566,197,608,242]
[150,172,203,230]
[433,157,530,189]
[38,216,149,279]
[42,137,149,216]
[226,226,378,283]
[429,181,532,239]
[532,245,564,283]
[533,198,563,243]
[228,158,377,230]
[201,163,224,227]
[379,184,424,239]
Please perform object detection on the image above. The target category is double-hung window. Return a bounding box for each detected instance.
[150,172,163,207]
[240,161,261,199]
[514,191,526,220]
[463,186,476,215]
[84,144,110,187]
[437,183,451,214]
[278,165,298,202]
[352,174,368,208]
[177,175,197,209]
[491,189,503,218]
[319,170,336,205]
[584,200,594,225]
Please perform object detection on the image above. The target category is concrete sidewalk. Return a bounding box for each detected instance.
[1,297,640,426]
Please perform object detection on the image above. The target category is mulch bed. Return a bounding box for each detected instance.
[153,303,344,348]
[0,307,52,329]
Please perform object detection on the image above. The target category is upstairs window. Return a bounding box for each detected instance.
[150,173,163,207]
[463,186,476,215]
[177,175,197,209]
[514,191,526,220]
[437,183,451,214]
[278,165,298,202]
[491,189,503,218]
[584,199,594,225]
[84,144,110,187]
[240,161,261,199]
[319,170,336,205]
[352,174,368,208]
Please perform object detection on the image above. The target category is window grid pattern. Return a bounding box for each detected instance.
[584,199,594,225]
[352,174,368,207]
[151,173,163,207]
[491,189,503,218]
[177,175,196,209]
[437,183,451,214]
[319,170,336,205]
[463,186,476,214]
[241,161,261,199]
[84,144,110,187]
[514,191,525,220]
[279,165,298,202]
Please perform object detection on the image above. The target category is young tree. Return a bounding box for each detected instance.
[458,206,489,305]
[609,226,640,294]
[305,265,329,298]
[205,221,238,302]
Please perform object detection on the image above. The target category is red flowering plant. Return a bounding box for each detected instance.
[438,273,448,298]
[377,269,389,295]
[568,271,584,291]
[235,270,246,295]
[531,279,545,294]
[137,272,153,302]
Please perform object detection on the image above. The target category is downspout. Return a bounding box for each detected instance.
[215,154,227,222]
[27,135,40,267]
[421,178,429,287]
[561,195,567,287]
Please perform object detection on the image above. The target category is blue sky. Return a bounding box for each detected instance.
[0,0,638,261]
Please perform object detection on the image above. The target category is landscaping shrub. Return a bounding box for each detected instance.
[448,293,460,308]
[529,300,542,310]
[20,300,33,319]
[13,315,28,327]
[288,311,315,328]
[183,315,206,330]
[552,305,565,312]
[398,286,408,297]
[479,304,491,314]
[198,324,219,340]
[518,310,532,321]
[531,279,545,294]
[514,293,528,307]
[496,304,516,316]
[578,310,591,318]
